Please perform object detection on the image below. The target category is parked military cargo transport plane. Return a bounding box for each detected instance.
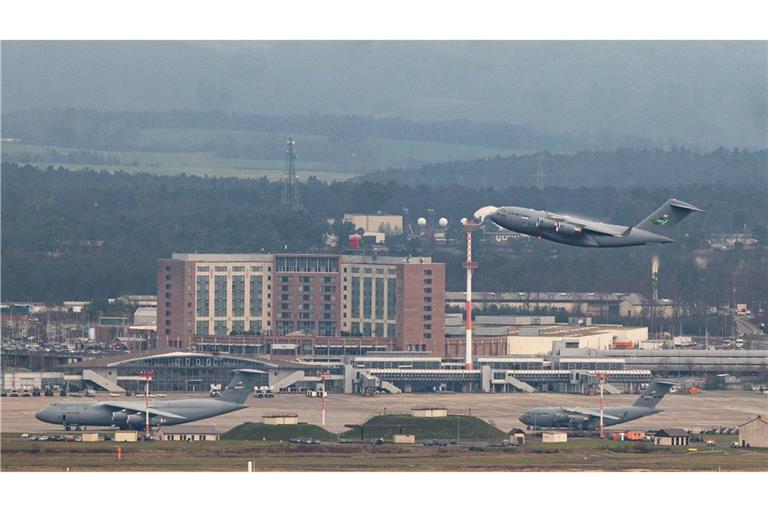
[35,369,262,430]
[475,198,702,247]
[519,379,676,430]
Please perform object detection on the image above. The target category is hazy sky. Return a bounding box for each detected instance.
[2,41,766,148]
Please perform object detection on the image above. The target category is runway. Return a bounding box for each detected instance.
[2,390,766,434]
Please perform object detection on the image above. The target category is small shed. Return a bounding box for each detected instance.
[159,426,220,442]
[542,431,568,443]
[393,434,416,444]
[114,431,138,442]
[738,416,768,448]
[509,428,526,445]
[80,432,102,442]
[262,414,299,425]
[412,407,448,418]
[653,428,690,446]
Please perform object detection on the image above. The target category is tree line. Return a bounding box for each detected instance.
[2,162,766,307]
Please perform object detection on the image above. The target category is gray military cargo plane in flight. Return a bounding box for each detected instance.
[519,379,675,430]
[35,369,262,430]
[475,198,702,247]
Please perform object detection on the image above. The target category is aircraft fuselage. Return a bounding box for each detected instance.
[489,206,672,247]
[519,406,661,430]
[34,398,246,430]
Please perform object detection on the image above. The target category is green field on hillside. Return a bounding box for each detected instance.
[2,127,530,181]
[222,422,337,441]
[341,414,507,442]
[1,141,345,180]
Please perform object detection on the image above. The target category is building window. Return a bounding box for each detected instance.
[351,277,360,317]
[197,266,209,272]
[424,269,432,275]
[196,321,209,335]
[213,276,228,316]
[375,278,384,320]
[232,275,245,316]
[424,287,432,293]
[250,275,263,315]
[214,266,227,272]
[424,278,432,284]
[196,276,209,316]
[363,277,372,317]
[423,315,432,320]
[214,320,227,335]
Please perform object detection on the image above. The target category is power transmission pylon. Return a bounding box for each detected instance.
[282,137,301,209]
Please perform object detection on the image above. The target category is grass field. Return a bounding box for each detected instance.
[2,435,765,472]
[1,141,346,181]
[2,128,530,181]
[341,414,507,442]
[222,422,337,441]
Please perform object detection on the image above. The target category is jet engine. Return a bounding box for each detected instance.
[111,411,128,424]
[556,222,582,235]
[537,218,557,231]
[568,415,590,428]
[125,413,146,425]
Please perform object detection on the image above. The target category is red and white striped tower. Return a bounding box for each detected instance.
[462,218,479,370]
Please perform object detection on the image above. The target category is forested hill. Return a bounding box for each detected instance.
[2,162,767,302]
[359,148,768,189]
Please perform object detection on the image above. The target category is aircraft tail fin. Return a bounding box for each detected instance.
[633,379,675,409]
[634,198,703,236]
[218,369,264,404]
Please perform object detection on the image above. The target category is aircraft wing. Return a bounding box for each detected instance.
[544,213,627,236]
[562,407,621,421]
[572,220,628,237]
[97,401,187,420]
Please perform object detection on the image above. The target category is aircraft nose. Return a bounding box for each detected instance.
[473,205,499,223]
[519,413,529,424]
[35,407,53,423]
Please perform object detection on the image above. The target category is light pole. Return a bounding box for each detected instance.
[599,373,606,439]
[140,370,155,436]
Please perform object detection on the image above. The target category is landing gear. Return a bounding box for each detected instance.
[65,425,71,431]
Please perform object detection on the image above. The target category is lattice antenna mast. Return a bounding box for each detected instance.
[282,137,301,209]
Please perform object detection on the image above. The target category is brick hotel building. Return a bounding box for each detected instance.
[157,253,445,356]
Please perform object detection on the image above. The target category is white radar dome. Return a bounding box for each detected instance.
[417,217,427,226]
[460,217,468,225]
[438,217,448,227]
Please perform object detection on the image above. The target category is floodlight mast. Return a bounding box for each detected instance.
[319,372,330,426]
[140,370,155,435]
[599,373,606,438]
